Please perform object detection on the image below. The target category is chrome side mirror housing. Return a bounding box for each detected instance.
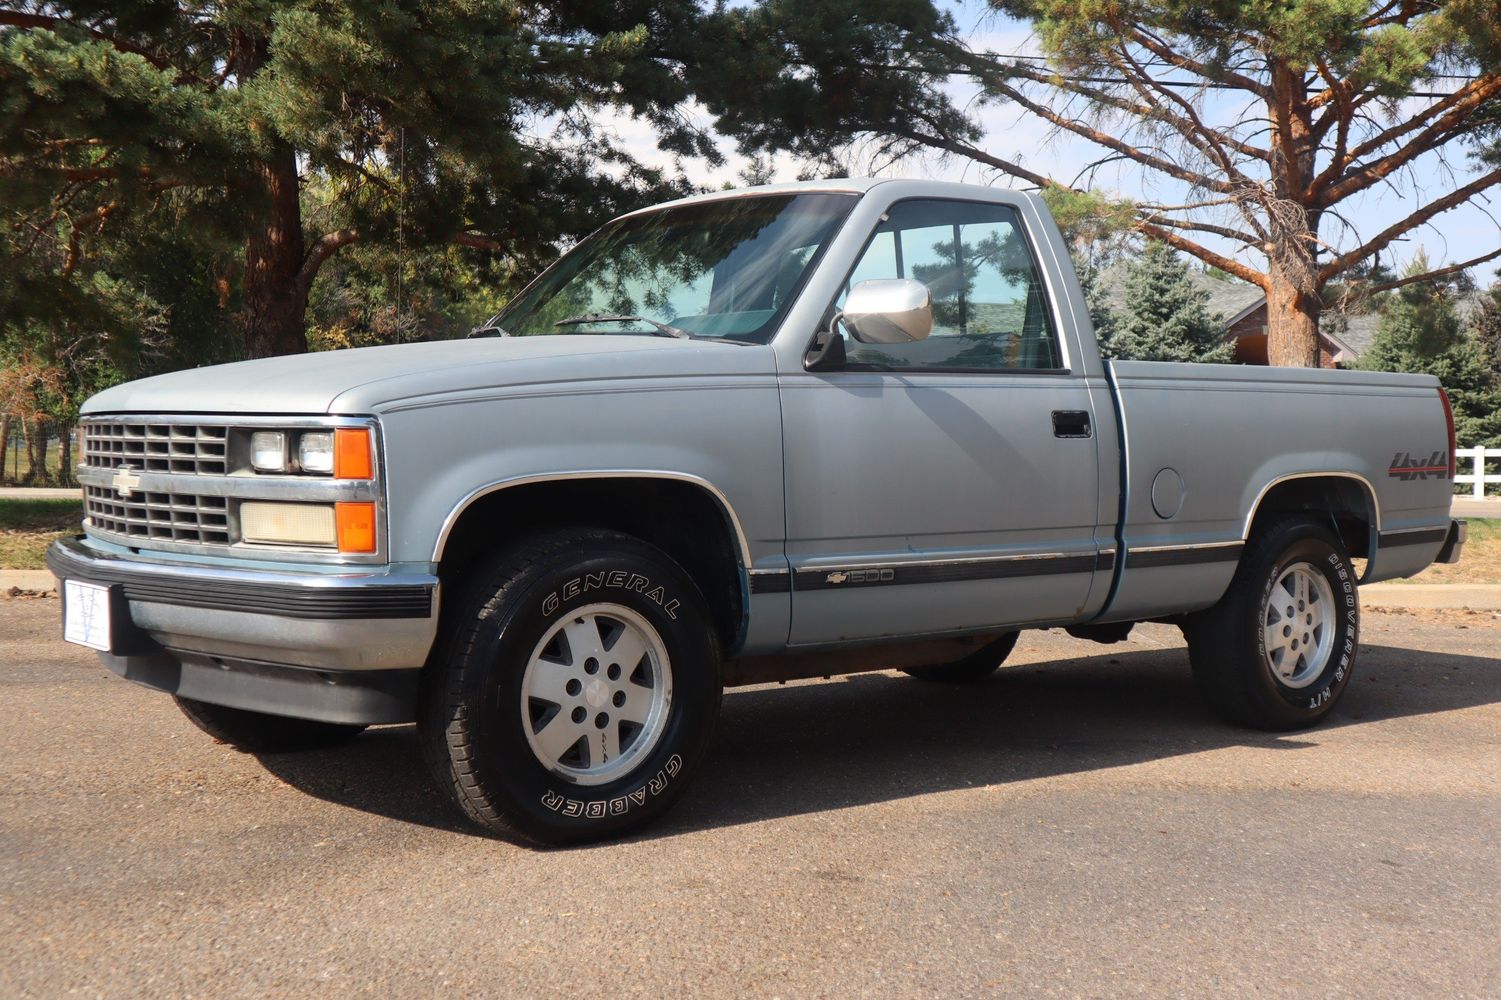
[839,278,933,344]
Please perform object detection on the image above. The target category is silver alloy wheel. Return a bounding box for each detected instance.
[1262,562,1336,689]
[519,602,673,786]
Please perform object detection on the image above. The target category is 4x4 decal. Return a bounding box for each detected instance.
[1387,451,1449,481]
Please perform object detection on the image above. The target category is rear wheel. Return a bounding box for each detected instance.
[1185,516,1359,730]
[903,631,1019,683]
[174,697,367,753]
[420,529,721,846]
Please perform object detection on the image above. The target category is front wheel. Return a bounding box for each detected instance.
[1184,516,1359,730]
[420,529,721,846]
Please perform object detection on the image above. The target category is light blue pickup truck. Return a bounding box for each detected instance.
[49,179,1465,844]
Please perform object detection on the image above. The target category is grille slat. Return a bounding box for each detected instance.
[84,485,231,545]
[84,421,228,475]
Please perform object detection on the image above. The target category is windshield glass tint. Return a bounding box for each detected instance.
[497,193,857,342]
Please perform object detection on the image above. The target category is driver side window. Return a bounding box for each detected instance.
[836,200,1062,371]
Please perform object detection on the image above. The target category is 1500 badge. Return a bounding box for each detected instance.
[1387,451,1449,481]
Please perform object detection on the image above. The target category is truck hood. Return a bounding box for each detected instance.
[82,335,777,416]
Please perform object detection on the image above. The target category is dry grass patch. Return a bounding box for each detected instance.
[0,499,82,570]
[1394,517,1501,585]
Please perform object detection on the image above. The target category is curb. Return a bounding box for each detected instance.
[2,570,56,594]
[1360,583,1501,611]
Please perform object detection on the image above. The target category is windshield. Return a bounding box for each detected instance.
[494,192,858,343]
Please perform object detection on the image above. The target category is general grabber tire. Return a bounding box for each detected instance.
[1184,515,1359,731]
[902,631,1019,683]
[419,528,721,846]
[174,697,367,753]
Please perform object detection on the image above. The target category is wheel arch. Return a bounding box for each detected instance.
[432,472,750,652]
[1243,472,1380,563]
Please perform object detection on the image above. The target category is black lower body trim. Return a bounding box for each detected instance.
[1377,527,1450,549]
[1124,543,1243,570]
[748,571,791,595]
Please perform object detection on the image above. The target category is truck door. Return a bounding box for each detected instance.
[779,197,1104,644]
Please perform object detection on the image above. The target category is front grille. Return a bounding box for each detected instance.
[84,421,228,475]
[85,486,231,545]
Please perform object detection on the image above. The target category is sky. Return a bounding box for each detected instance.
[601,3,1501,285]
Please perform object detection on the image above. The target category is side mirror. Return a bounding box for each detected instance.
[840,279,933,344]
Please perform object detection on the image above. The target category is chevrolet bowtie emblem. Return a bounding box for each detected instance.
[112,467,142,498]
[825,571,848,585]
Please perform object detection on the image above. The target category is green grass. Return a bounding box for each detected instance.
[0,498,82,570]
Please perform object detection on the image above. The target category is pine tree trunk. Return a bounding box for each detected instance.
[242,139,310,359]
[0,415,10,483]
[1265,257,1321,368]
[1264,60,1322,369]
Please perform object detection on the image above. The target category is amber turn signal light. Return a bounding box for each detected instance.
[335,502,377,553]
[334,428,374,480]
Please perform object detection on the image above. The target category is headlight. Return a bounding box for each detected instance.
[250,431,287,473]
[243,426,374,479]
[297,432,334,474]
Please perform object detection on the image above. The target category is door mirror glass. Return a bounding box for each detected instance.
[841,279,933,344]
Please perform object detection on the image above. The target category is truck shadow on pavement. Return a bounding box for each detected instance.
[252,638,1501,843]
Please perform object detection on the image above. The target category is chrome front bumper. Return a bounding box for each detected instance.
[47,536,440,724]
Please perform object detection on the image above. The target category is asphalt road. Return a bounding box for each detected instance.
[3,597,1499,999]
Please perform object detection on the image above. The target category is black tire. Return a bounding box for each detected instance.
[1184,516,1359,730]
[419,528,721,846]
[174,697,367,753]
[902,631,1019,683]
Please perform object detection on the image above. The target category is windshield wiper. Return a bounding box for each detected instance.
[467,324,509,338]
[554,314,691,339]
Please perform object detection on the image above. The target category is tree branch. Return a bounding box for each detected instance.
[1366,247,1501,293]
[1135,222,1268,287]
[1316,75,1501,204]
[0,12,174,71]
[295,229,361,294]
[1137,213,1262,247]
[978,76,1238,195]
[1123,26,1270,98]
[452,232,506,252]
[1318,166,1501,281]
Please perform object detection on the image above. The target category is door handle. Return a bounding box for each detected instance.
[1052,410,1092,438]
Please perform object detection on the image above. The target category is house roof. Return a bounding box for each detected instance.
[1094,262,1265,325]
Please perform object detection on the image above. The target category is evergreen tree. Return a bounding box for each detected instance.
[1099,243,1234,364]
[1472,281,1501,378]
[1,3,710,358]
[1359,277,1501,448]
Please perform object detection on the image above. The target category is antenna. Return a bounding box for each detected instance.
[397,125,407,342]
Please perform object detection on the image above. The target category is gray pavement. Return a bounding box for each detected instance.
[2,597,1499,999]
[1453,496,1501,519]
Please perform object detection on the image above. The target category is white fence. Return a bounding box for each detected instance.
[1456,446,1501,498]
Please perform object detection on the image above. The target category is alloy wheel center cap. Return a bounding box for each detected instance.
[584,678,610,709]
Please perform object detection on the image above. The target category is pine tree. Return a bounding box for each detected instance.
[1359,278,1501,448]
[1099,243,1235,364]
[1,4,710,358]
[1472,282,1501,379]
